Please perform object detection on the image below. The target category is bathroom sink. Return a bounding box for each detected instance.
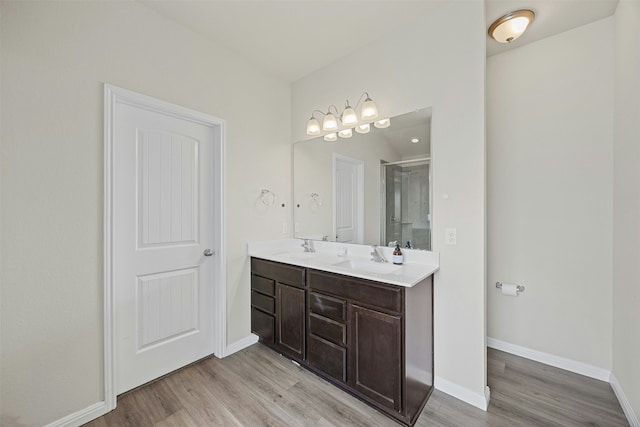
[332,260,400,275]
[279,251,316,260]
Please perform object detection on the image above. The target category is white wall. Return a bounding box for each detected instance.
[292,1,487,408]
[613,0,640,423]
[487,18,614,370]
[0,1,290,425]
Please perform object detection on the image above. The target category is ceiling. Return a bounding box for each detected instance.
[141,1,448,83]
[140,0,619,83]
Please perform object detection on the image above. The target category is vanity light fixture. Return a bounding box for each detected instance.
[306,92,388,140]
[322,112,338,132]
[374,118,391,129]
[488,9,535,44]
[324,132,337,142]
[341,102,358,126]
[355,123,370,134]
[338,128,353,138]
[306,116,321,136]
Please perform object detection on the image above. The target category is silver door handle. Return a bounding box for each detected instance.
[203,248,214,256]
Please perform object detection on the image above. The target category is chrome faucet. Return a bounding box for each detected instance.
[370,245,387,263]
[301,238,316,253]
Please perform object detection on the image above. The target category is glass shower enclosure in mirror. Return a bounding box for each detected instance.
[293,108,431,250]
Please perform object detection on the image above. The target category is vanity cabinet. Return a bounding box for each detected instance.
[250,257,433,426]
[308,269,405,414]
[250,258,306,361]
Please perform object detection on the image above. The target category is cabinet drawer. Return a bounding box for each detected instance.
[251,258,306,288]
[309,269,403,313]
[251,307,274,344]
[309,292,346,322]
[251,290,274,314]
[309,313,346,346]
[308,334,346,383]
[251,274,274,296]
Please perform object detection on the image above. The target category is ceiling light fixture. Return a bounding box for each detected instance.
[411,137,420,144]
[306,92,388,140]
[488,9,535,44]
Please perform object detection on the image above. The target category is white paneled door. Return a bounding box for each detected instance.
[334,154,364,244]
[113,100,217,394]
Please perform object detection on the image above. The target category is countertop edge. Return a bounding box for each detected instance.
[249,251,438,288]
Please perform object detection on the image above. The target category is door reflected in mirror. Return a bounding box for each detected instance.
[293,108,431,250]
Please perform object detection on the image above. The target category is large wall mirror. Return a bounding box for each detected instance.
[293,107,432,250]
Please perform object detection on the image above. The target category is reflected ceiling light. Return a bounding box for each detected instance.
[488,9,535,44]
[305,92,385,139]
[411,137,420,144]
[355,123,370,134]
[338,128,353,138]
[324,133,337,142]
[374,118,390,129]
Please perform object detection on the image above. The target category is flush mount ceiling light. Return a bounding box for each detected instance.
[488,9,535,44]
[306,92,389,140]
[411,137,420,144]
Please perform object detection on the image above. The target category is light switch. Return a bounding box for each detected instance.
[282,222,289,234]
[446,228,457,245]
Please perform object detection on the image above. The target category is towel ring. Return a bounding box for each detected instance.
[310,192,322,207]
[260,189,276,207]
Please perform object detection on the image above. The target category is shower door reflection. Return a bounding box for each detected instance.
[382,159,431,250]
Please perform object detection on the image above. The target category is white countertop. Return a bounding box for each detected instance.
[248,239,439,288]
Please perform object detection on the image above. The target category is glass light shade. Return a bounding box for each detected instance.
[374,118,390,129]
[338,128,352,138]
[355,123,370,134]
[324,132,337,142]
[341,107,358,126]
[488,10,534,43]
[306,117,321,135]
[361,97,379,120]
[322,113,338,131]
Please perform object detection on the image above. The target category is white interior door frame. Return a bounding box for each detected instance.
[103,84,226,411]
[332,153,365,243]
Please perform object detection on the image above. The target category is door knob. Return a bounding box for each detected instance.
[203,248,214,257]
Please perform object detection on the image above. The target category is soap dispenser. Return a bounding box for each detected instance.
[393,243,403,265]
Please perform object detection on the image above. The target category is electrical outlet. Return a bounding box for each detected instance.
[446,228,457,245]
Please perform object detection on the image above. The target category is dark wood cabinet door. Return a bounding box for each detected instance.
[275,282,305,360]
[349,304,402,413]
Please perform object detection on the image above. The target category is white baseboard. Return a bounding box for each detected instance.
[610,373,640,427]
[487,337,611,382]
[435,376,490,411]
[44,401,108,427]
[223,333,259,357]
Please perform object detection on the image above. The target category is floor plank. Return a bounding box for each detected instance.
[85,346,628,426]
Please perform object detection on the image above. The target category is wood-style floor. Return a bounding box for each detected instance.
[85,345,628,427]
